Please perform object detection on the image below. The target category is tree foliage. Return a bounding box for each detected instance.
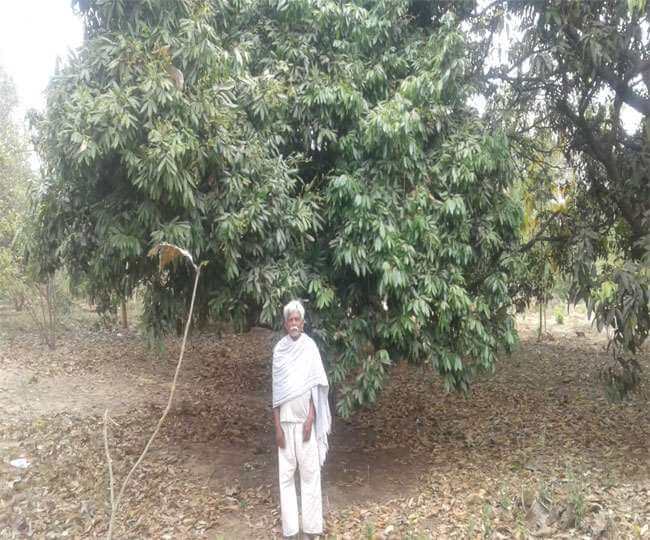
[35,0,320,334]
[508,143,569,323]
[0,66,35,309]
[35,0,523,415]
[236,1,522,414]
[480,0,650,361]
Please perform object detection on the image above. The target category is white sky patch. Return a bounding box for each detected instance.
[0,0,83,124]
[620,104,643,134]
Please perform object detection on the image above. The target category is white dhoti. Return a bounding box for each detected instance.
[278,423,322,536]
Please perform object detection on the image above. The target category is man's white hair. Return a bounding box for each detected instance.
[283,300,305,321]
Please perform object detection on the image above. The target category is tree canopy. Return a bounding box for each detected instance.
[31,0,650,412]
[34,0,523,415]
[479,0,649,360]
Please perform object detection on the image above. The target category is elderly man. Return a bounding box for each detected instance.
[272,300,331,539]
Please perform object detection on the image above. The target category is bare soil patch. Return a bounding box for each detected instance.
[1,304,649,538]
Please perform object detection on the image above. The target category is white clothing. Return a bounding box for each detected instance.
[280,391,311,423]
[273,332,330,537]
[278,422,323,537]
[272,333,331,467]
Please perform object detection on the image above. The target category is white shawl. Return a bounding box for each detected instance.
[272,333,331,467]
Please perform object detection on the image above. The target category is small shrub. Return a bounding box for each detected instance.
[566,468,586,529]
[481,503,494,539]
[498,483,511,511]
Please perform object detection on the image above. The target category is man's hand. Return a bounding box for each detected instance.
[303,397,316,442]
[303,418,313,442]
[273,407,284,448]
[276,428,286,449]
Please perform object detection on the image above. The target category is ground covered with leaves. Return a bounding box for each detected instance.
[0,305,649,538]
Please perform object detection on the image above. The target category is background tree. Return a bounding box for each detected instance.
[0,66,63,348]
[509,141,571,337]
[478,0,650,391]
[0,66,34,311]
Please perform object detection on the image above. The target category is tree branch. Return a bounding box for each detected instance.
[519,234,572,253]
[624,56,650,82]
[564,26,650,115]
[556,99,646,253]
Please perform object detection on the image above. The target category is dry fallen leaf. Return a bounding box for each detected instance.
[0,308,648,538]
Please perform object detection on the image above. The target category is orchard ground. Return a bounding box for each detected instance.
[0,302,649,538]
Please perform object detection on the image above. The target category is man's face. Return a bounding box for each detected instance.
[284,311,304,339]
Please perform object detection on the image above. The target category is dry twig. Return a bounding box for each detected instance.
[103,410,115,518]
[104,245,202,539]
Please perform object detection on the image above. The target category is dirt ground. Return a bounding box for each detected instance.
[1,303,649,539]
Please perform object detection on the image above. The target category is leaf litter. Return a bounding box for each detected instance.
[0,307,648,538]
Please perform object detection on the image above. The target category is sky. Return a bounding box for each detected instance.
[0,0,84,123]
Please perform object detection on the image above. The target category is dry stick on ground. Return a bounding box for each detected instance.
[103,410,115,516]
[104,246,202,539]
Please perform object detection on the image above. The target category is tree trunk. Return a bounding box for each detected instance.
[46,275,56,350]
[13,294,25,312]
[38,284,48,342]
[121,300,128,329]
